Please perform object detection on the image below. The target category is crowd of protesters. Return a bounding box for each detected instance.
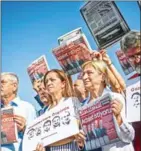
[1,30,140,151]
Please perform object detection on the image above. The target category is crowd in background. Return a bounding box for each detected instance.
[1,31,140,151]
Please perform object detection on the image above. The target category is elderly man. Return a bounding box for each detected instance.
[73,79,89,104]
[33,79,49,116]
[120,31,141,151]
[120,30,141,74]
[1,72,36,151]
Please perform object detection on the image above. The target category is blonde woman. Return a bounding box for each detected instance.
[80,60,135,151]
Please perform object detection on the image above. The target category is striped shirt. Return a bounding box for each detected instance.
[46,141,79,151]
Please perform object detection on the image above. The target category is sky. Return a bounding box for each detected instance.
[2,1,140,111]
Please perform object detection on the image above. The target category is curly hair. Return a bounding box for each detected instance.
[120,30,140,53]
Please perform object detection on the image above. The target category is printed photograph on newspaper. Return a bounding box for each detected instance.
[22,98,79,151]
[27,55,49,84]
[58,27,92,50]
[52,42,91,75]
[126,80,140,122]
[116,50,134,75]
[78,93,119,150]
[80,1,130,49]
[1,107,18,145]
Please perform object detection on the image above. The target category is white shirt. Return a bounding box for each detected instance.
[82,92,135,151]
[102,92,135,151]
[1,96,37,151]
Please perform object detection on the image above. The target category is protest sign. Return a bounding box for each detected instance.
[1,107,18,144]
[80,1,130,49]
[52,42,91,75]
[22,98,79,151]
[27,55,49,84]
[116,50,134,75]
[58,27,92,50]
[79,93,120,150]
[126,80,140,122]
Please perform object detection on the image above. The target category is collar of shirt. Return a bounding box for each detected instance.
[38,105,49,116]
[1,96,21,108]
[81,87,111,106]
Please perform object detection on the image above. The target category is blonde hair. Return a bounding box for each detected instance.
[82,60,124,93]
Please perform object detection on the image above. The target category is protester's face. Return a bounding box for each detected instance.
[53,117,60,127]
[73,80,86,96]
[38,89,49,105]
[45,72,65,95]
[1,75,16,98]
[125,47,141,74]
[44,122,51,131]
[82,64,104,91]
[63,111,70,124]
[38,91,48,104]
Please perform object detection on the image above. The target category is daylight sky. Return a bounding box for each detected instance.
[2,1,140,110]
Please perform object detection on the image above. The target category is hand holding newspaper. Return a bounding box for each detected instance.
[78,93,120,150]
[1,107,18,145]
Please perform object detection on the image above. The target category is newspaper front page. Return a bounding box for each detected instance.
[22,98,79,151]
[27,55,49,84]
[116,50,134,75]
[1,107,18,144]
[52,42,91,75]
[126,80,141,122]
[79,93,119,150]
[58,27,92,50]
[80,1,130,49]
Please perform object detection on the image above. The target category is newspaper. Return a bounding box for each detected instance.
[126,80,141,122]
[22,98,79,151]
[27,55,49,84]
[116,50,134,75]
[58,27,92,50]
[80,1,130,49]
[78,93,119,150]
[52,42,92,75]
[1,107,18,145]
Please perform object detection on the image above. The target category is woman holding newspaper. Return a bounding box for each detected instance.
[79,51,135,151]
[35,69,85,151]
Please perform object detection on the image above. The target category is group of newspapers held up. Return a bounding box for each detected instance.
[24,1,140,150]
[52,28,92,75]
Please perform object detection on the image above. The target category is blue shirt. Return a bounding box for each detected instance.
[1,96,37,151]
[37,106,48,116]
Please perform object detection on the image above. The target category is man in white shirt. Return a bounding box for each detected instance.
[1,72,37,151]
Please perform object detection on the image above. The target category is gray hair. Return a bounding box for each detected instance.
[120,30,140,53]
[1,72,19,94]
